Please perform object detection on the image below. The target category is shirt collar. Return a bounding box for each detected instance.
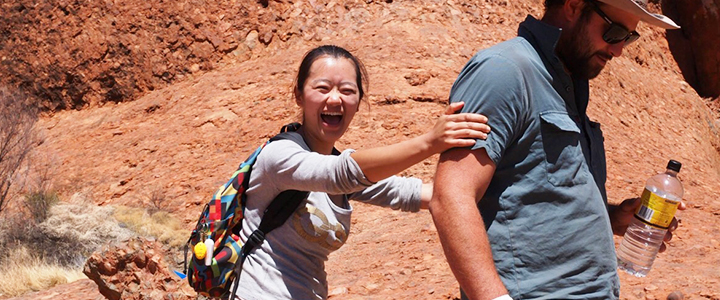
[518,15,590,118]
[518,15,562,65]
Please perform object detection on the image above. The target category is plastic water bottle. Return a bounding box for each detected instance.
[617,160,683,277]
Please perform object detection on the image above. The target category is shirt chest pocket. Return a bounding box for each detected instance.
[539,112,588,187]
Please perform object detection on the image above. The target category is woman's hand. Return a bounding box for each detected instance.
[423,102,491,154]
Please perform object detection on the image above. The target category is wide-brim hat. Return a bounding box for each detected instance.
[597,0,680,29]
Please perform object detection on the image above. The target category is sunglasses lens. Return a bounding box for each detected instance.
[624,33,640,45]
[603,24,629,44]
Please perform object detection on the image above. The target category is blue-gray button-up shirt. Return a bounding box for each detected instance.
[450,15,620,299]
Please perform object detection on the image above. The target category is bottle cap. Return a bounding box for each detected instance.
[667,160,682,172]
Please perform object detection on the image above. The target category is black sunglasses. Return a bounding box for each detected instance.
[586,0,640,45]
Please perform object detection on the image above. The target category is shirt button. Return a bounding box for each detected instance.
[565,86,571,92]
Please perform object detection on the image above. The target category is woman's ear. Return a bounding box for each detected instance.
[294,89,303,107]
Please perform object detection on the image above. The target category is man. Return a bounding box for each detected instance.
[429,0,682,299]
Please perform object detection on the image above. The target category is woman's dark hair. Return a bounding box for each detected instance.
[294,45,369,101]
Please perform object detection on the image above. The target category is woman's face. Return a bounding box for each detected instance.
[297,56,360,146]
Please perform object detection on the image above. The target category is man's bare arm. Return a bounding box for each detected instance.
[429,147,508,300]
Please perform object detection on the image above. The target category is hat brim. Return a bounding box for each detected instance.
[597,0,680,29]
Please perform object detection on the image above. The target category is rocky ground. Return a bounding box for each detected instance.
[2,0,720,299]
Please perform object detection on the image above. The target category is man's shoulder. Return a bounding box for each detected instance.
[469,36,540,68]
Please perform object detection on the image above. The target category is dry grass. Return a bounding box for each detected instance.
[43,201,136,245]
[0,246,85,297]
[112,206,187,248]
[0,191,188,297]
[38,201,136,267]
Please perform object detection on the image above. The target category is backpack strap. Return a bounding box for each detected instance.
[229,122,310,298]
[279,122,302,134]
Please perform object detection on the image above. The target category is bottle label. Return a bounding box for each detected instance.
[634,188,680,229]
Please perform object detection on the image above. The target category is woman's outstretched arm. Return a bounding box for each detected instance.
[350,102,490,183]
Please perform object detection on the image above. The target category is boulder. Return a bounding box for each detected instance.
[83,237,193,300]
[664,0,720,98]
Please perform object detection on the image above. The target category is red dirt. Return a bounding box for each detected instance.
[3,0,720,299]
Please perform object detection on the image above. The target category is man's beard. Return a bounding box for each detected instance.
[556,17,611,80]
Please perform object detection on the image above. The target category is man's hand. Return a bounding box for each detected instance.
[608,197,640,236]
[609,197,686,252]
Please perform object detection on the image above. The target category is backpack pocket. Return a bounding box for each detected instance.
[187,235,243,298]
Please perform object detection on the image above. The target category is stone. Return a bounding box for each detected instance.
[667,291,684,300]
[328,286,348,297]
[83,237,193,300]
[664,0,720,98]
[404,71,432,86]
[245,30,259,50]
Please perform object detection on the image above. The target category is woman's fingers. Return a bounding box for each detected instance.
[445,129,489,145]
[441,119,491,134]
[464,122,491,133]
[446,112,488,123]
[445,102,465,115]
[454,128,488,138]
[430,103,491,152]
[455,127,490,138]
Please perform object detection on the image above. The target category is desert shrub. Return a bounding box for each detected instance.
[1,200,186,269]
[22,190,59,223]
[0,190,188,297]
[0,86,40,214]
[112,206,187,248]
[0,201,136,268]
[20,152,59,223]
[0,246,85,297]
[38,203,136,267]
[146,186,169,213]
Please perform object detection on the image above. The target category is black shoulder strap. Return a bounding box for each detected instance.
[279,122,301,134]
[230,122,309,297]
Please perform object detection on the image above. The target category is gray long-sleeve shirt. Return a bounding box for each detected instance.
[234,131,422,300]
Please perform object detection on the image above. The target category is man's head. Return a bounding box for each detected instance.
[544,0,679,79]
[545,0,679,29]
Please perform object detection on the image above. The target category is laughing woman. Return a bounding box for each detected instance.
[233,45,490,300]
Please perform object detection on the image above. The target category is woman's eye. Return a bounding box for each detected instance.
[341,88,357,95]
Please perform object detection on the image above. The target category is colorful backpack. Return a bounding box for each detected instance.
[183,123,309,298]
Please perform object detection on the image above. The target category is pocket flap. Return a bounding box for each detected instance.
[540,112,580,133]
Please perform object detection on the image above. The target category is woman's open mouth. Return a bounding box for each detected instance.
[321,111,343,126]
